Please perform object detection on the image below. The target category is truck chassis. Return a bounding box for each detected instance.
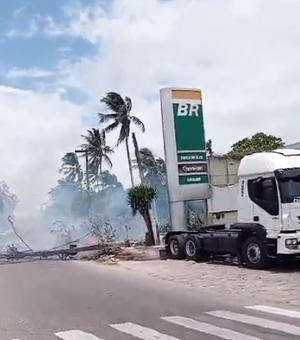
[163,223,280,269]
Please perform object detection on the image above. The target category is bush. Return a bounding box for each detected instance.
[84,215,116,246]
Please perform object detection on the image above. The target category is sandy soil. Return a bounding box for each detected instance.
[119,259,300,308]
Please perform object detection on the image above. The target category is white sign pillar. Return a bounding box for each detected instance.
[160,88,211,231]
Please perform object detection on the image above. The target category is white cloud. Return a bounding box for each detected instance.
[6,67,54,79]
[3,0,300,218]
[6,17,39,38]
[44,0,300,149]
[0,86,86,218]
[12,7,25,19]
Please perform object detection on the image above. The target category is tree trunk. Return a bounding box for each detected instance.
[148,207,159,245]
[132,132,145,184]
[142,209,155,246]
[99,161,103,191]
[125,136,135,187]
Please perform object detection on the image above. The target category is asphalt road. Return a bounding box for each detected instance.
[0,259,299,340]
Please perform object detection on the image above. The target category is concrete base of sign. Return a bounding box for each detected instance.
[170,201,187,231]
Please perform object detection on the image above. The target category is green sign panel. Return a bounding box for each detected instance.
[173,103,206,151]
[178,174,209,185]
[177,151,206,163]
[172,102,208,185]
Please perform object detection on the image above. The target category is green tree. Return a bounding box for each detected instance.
[99,92,145,187]
[133,148,166,187]
[127,184,157,245]
[47,179,85,218]
[100,170,123,189]
[59,152,83,184]
[81,128,114,190]
[133,148,169,222]
[0,181,18,216]
[228,132,285,158]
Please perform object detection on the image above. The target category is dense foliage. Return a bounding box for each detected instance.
[227,132,285,159]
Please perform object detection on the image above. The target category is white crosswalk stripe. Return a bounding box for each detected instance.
[207,310,300,336]
[110,322,181,340]
[162,315,265,340]
[55,329,104,340]
[246,305,300,319]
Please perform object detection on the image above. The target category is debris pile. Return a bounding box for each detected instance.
[0,215,159,263]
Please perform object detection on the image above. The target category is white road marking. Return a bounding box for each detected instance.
[162,315,265,340]
[246,305,300,319]
[110,322,181,340]
[55,329,104,340]
[207,310,300,336]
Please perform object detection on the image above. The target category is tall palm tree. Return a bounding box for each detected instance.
[99,92,145,187]
[81,128,114,190]
[59,152,83,184]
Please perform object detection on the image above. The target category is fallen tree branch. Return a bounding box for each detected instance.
[7,216,33,251]
[0,243,118,260]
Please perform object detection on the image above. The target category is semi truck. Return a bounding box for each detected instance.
[163,148,300,269]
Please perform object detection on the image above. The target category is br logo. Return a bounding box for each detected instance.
[174,103,201,117]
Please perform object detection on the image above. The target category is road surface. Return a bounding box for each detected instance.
[0,259,299,340]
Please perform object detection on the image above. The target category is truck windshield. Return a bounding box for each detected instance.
[275,168,300,203]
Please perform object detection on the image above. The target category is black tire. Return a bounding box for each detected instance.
[184,235,202,261]
[242,236,268,269]
[166,235,185,259]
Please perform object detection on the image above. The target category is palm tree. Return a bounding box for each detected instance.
[99,92,145,187]
[127,184,157,245]
[59,152,83,184]
[133,148,170,223]
[100,170,121,188]
[133,148,166,187]
[81,128,114,190]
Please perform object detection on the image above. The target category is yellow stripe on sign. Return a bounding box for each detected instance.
[171,89,202,100]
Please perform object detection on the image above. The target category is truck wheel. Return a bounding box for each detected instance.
[167,235,185,259]
[242,236,268,269]
[184,236,201,261]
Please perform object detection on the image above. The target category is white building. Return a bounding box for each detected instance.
[281,142,300,149]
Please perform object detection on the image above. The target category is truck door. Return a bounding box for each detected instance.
[247,177,279,237]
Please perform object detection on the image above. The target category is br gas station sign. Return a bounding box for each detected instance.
[160,88,210,231]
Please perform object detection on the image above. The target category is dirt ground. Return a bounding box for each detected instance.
[118,259,300,308]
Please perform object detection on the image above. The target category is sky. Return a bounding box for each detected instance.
[0,0,299,217]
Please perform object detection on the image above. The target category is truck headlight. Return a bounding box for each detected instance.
[285,238,298,249]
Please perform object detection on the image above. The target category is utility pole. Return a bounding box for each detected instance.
[75,149,90,191]
[75,149,90,216]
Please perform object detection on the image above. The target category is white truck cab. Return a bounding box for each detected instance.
[237,149,300,255]
[164,148,300,269]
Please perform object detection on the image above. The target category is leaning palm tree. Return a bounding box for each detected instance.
[127,184,157,245]
[132,148,166,187]
[99,92,145,187]
[81,128,114,190]
[100,170,118,188]
[133,148,168,224]
[59,152,83,184]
